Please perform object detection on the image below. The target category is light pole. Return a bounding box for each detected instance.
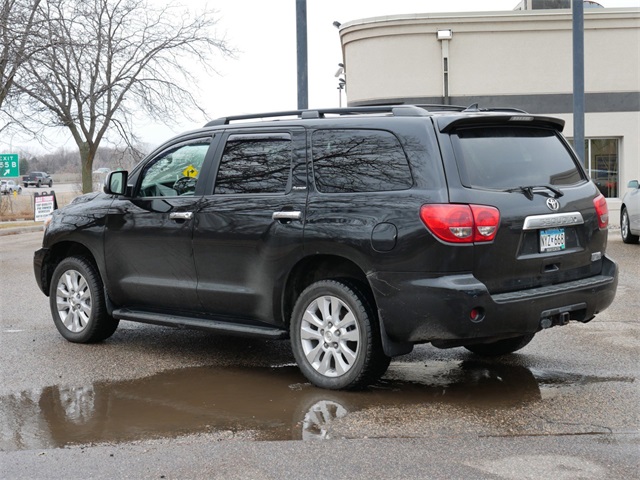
[337,78,346,107]
[572,0,585,164]
[296,0,308,110]
[335,63,345,107]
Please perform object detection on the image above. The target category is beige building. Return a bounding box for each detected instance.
[338,7,640,225]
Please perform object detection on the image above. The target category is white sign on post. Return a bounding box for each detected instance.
[34,192,57,222]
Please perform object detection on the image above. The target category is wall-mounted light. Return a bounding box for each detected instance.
[437,29,453,40]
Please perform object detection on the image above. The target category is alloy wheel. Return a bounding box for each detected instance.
[300,295,360,377]
[55,269,92,333]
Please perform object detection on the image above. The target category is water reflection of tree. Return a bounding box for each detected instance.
[312,130,413,193]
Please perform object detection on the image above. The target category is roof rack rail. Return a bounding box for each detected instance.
[203,104,530,127]
[204,105,431,127]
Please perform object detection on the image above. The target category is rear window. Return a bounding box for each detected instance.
[451,127,584,189]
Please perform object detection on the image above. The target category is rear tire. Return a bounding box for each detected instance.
[49,256,119,343]
[290,280,390,390]
[464,334,534,356]
[621,207,639,244]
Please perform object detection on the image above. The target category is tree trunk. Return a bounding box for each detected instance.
[78,142,95,194]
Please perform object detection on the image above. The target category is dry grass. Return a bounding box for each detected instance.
[0,191,78,222]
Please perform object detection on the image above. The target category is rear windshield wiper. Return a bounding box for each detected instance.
[504,185,564,200]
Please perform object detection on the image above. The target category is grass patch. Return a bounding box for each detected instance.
[0,192,78,222]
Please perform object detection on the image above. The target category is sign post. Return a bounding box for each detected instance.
[33,191,58,222]
[0,154,20,178]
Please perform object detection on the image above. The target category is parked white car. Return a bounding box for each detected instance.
[621,180,640,244]
[0,180,22,195]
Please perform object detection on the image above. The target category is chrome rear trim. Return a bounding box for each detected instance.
[523,212,584,230]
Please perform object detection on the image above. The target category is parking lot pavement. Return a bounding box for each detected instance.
[0,231,638,479]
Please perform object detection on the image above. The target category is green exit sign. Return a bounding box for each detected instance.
[0,154,20,178]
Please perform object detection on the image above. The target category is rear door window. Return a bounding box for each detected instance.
[451,127,585,189]
[215,133,292,194]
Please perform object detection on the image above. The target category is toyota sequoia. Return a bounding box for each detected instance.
[34,105,618,390]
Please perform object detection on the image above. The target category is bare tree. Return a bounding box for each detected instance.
[1,0,40,108]
[0,0,43,131]
[11,0,232,192]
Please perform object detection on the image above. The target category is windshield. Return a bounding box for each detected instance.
[451,126,585,190]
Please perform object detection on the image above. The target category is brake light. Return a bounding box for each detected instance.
[593,194,609,229]
[420,204,500,243]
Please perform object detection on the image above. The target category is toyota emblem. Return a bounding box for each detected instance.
[546,198,560,211]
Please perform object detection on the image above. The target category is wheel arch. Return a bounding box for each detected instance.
[281,254,413,357]
[281,255,369,325]
[40,241,102,297]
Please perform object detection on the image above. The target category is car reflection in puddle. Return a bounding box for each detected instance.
[2,360,624,451]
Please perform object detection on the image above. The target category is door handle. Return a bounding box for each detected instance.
[169,212,193,221]
[272,211,302,221]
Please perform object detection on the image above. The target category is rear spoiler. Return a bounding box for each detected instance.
[437,114,565,133]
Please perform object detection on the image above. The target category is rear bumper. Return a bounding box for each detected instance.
[369,255,618,345]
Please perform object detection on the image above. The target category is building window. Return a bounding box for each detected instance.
[571,138,619,198]
[587,138,619,198]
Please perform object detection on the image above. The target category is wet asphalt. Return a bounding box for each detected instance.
[0,231,638,479]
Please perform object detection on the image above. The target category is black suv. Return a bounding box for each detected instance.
[34,105,618,390]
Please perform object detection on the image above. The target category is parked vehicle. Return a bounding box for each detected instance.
[0,179,22,194]
[33,105,618,390]
[22,171,53,188]
[620,179,640,244]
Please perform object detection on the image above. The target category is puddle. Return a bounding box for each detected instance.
[0,361,631,451]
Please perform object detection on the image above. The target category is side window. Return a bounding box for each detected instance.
[215,133,292,194]
[138,141,210,198]
[312,129,413,193]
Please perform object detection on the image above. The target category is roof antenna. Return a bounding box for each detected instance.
[464,103,480,112]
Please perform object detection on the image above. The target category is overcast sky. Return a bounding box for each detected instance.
[140,0,640,146]
[4,0,639,153]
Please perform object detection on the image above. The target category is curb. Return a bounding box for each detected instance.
[0,225,44,237]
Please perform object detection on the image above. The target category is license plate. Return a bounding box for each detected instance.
[539,228,565,253]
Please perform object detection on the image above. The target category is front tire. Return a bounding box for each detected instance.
[464,334,534,356]
[290,280,390,390]
[621,207,639,244]
[49,256,119,343]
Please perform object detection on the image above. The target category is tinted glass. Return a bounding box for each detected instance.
[312,129,412,193]
[452,127,584,189]
[139,141,209,197]
[215,135,291,194]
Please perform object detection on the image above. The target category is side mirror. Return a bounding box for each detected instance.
[104,170,129,196]
[628,180,639,190]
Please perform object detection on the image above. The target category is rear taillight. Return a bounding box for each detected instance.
[593,194,609,229]
[420,204,500,244]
